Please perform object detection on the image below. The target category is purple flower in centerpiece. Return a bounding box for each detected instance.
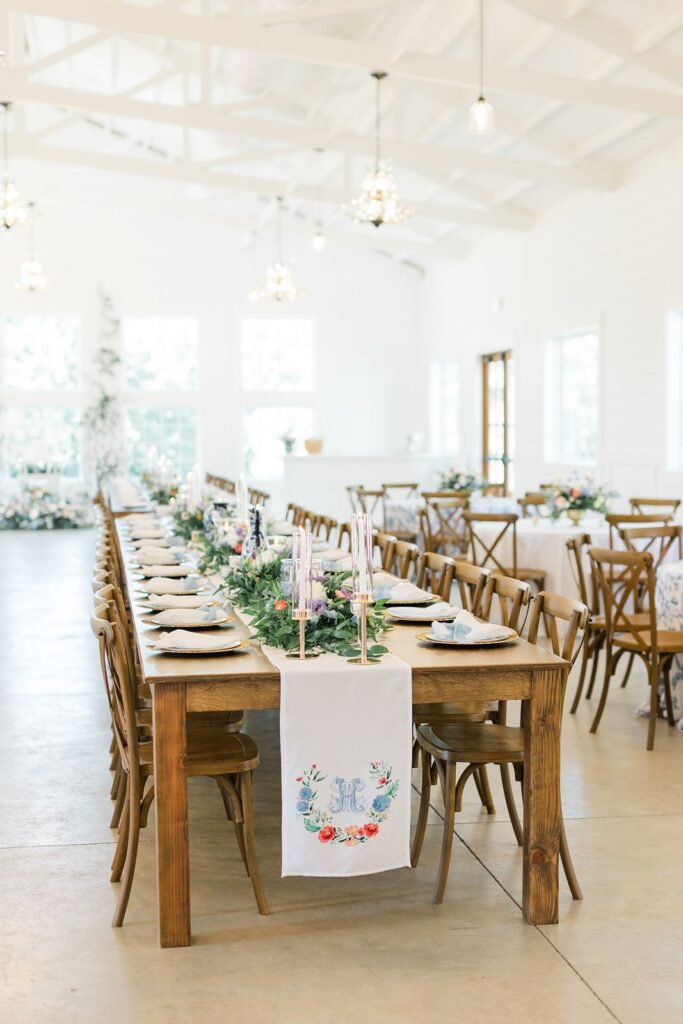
[311,598,328,616]
[335,586,352,600]
[313,574,326,583]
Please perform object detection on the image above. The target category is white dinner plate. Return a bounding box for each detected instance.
[146,637,246,655]
[416,628,517,647]
[385,606,457,623]
[141,613,233,629]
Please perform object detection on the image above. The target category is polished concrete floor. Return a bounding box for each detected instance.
[1,530,682,1024]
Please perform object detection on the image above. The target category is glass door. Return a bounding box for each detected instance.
[481,350,514,495]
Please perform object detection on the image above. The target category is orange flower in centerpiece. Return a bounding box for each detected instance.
[274,599,287,611]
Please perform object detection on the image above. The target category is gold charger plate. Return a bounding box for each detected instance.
[141,614,233,629]
[385,609,457,624]
[416,629,517,647]
[145,637,246,656]
[380,593,440,606]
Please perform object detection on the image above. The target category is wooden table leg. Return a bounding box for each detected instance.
[152,682,190,948]
[522,666,564,925]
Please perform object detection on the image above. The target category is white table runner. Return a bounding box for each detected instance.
[265,645,412,878]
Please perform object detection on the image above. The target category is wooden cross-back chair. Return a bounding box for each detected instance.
[356,487,384,525]
[381,482,419,541]
[337,521,352,551]
[589,547,683,749]
[619,523,683,569]
[412,590,588,905]
[381,482,419,500]
[392,539,420,580]
[91,600,269,926]
[519,491,549,518]
[311,513,337,540]
[419,494,469,557]
[248,487,270,507]
[285,502,300,523]
[630,497,681,517]
[415,551,457,602]
[374,531,397,573]
[346,485,361,514]
[605,512,672,548]
[463,511,546,591]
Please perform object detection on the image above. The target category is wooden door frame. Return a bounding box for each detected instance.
[481,350,513,495]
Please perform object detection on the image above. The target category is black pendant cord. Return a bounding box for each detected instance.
[2,102,9,176]
[478,0,485,101]
[375,74,381,168]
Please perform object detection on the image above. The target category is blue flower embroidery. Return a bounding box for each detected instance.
[296,799,310,813]
[299,786,313,799]
[372,794,391,813]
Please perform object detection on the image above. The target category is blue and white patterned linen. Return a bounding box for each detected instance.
[636,560,683,732]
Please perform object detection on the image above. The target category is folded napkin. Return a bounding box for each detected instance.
[134,546,186,565]
[150,607,228,627]
[387,601,458,621]
[139,563,195,577]
[141,576,204,595]
[268,519,295,535]
[151,629,240,652]
[430,609,514,642]
[374,579,434,603]
[316,548,348,562]
[145,593,223,610]
[131,536,169,549]
[128,528,166,540]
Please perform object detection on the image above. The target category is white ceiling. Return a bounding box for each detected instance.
[1,0,683,260]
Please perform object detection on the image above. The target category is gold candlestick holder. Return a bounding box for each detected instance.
[287,609,319,659]
[348,593,380,665]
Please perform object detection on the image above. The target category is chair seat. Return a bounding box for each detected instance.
[140,728,259,777]
[613,631,683,654]
[412,701,489,725]
[416,723,524,764]
[589,612,649,631]
[137,708,244,733]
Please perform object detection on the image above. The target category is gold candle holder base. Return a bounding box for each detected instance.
[348,593,380,666]
[347,656,380,665]
[286,613,320,659]
[286,651,321,659]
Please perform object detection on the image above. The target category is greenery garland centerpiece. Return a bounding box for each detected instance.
[546,477,615,522]
[140,473,179,507]
[221,548,284,611]
[247,570,389,659]
[437,467,487,492]
[197,517,249,575]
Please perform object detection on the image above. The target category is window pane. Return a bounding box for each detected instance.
[243,406,315,479]
[2,407,82,476]
[125,408,198,476]
[241,319,315,391]
[545,330,599,465]
[123,318,199,391]
[3,315,80,390]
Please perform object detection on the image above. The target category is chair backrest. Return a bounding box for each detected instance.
[312,513,337,540]
[519,492,548,517]
[416,552,457,602]
[337,521,351,551]
[285,502,299,523]
[605,512,672,547]
[346,485,361,514]
[356,487,384,524]
[90,604,139,774]
[481,573,531,631]
[422,495,469,555]
[630,497,681,516]
[381,482,419,501]
[527,592,589,666]
[393,539,420,580]
[565,532,594,609]
[452,562,490,616]
[619,524,683,575]
[463,511,518,575]
[589,547,657,654]
[374,531,397,573]
[249,488,270,507]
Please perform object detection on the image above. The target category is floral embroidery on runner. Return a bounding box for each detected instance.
[295,761,400,846]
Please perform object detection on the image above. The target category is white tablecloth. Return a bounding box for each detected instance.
[651,561,683,730]
[474,516,609,598]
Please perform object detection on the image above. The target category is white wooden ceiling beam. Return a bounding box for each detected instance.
[3,0,683,117]
[256,0,415,27]
[0,71,619,189]
[11,132,532,231]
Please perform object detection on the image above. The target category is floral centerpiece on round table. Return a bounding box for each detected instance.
[546,477,615,523]
[0,486,92,530]
[247,571,389,659]
[437,468,487,493]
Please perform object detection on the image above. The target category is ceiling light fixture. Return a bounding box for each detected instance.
[249,197,305,302]
[469,0,495,135]
[344,71,414,228]
[16,202,48,292]
[1,101,27,230]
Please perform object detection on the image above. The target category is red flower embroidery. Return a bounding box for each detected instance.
[318,826,336,843]
[378,777,387,785]
[295,777,302,782]
[361,823,379,838]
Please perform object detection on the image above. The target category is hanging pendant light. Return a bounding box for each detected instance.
[1,101,27,230]
[15,202,48,292]
[344,71,414,228]
[248,197,305,302]
[469,0,495,134]
[311,148,326,254]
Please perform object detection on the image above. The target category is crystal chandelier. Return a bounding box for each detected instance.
[344,71,414,228]
[469,0,495,134]
[15,202,47,292]
[1,101,27,230]
[248,197,305,302]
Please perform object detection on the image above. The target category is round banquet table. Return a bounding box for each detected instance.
[474,516,609,599]
[643,560,683,731]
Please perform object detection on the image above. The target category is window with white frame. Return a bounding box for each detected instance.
[240,319,316,479]
[122,317,200,476]
[0,314,83,477]
[667,310,683,471]
[544,328,599,465]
